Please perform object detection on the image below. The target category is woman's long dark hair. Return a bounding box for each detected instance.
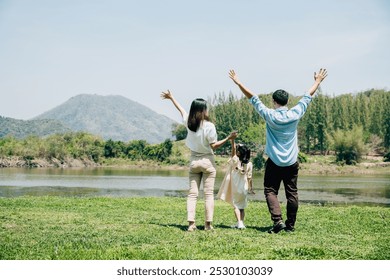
[187,98,210,132]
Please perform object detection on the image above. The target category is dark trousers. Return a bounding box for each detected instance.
[263,158,299,228]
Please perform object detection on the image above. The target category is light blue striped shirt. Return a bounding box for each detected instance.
[249,94,312,167]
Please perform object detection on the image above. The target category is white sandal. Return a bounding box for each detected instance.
[187,224,197,232]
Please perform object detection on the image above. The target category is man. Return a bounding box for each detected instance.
[229,68,328,233]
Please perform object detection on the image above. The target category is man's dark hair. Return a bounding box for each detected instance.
[272,89,289,106]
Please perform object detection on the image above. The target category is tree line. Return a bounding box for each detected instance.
[218,88,390,164]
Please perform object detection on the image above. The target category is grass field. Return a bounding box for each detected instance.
[0,196,389,260]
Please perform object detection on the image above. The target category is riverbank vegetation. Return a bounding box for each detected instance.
[0,133,174,168]
[0,89,389,170]
[0,135,388,174]
[1,196,389,260]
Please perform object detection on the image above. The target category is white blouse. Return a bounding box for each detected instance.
[183,113,217,155]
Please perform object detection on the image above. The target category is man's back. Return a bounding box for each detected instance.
[250,94,312,166]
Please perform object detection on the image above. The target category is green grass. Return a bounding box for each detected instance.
[0,196,389,260]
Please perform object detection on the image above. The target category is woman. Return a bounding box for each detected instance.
[161,90,237,231]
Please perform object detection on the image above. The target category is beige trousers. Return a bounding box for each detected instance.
[187,153,217,222]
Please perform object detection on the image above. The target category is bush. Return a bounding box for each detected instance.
[253,150,265,170]
[126,140,148,160]
[171,124,187,141]
[298,152,308,163]
[104,139,126,158]
[328,126,366,165]
[144,139,173,162]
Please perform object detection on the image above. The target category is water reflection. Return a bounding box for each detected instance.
[0,167,389,206]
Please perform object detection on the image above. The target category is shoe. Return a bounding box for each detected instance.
[237,221,246,229]
[268,221,286,234]
[205,225,214,231]
[231,223,238,228]
[284,220,295,232]
[285,226,295,232]
[187,224,197,232]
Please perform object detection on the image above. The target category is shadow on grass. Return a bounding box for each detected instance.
[247,225,272,232]
[153,222,271,232]
[160,224,212,231]
[152,223,188,231]
[216,224,271,232]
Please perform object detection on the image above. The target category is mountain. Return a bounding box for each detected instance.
[0,116,70,138]
[33,94,177,143]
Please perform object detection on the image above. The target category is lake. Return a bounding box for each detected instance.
[0,167,389,206]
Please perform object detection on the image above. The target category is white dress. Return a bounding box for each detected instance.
[217,155,252,209]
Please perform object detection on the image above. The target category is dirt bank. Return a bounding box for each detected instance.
[0,156,99,168]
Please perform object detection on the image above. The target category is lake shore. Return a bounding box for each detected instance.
[0,155,389,175]
[101,155,390,176]
[0,156,98,168]
[298,160,390,175]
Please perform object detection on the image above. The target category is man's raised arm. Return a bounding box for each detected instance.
[308,68,328,96]
[229,70,257,99]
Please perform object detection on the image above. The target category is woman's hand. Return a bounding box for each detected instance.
[161,90,173,100]
[160,89,186,118]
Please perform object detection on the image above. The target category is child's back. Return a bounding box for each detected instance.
[217,139,251,229]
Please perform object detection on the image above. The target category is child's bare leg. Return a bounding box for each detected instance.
[235,209,246,229]
[240,209,245,221]
[248,178,255,194]
[234,207,241,221]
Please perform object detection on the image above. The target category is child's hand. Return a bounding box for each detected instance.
[161,90,173,100]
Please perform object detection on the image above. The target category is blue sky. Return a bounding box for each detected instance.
[0,0,389,122]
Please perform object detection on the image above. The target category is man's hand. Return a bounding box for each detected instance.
[308,68,328,96]
[228,69,255,99]
[161,90,173,100]
[314,68,328,83]
[229,70,241,85]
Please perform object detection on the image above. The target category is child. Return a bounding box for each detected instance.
[217,136,252,229]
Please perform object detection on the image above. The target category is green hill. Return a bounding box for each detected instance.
[34,94,177,143]
[0,116,70,139]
